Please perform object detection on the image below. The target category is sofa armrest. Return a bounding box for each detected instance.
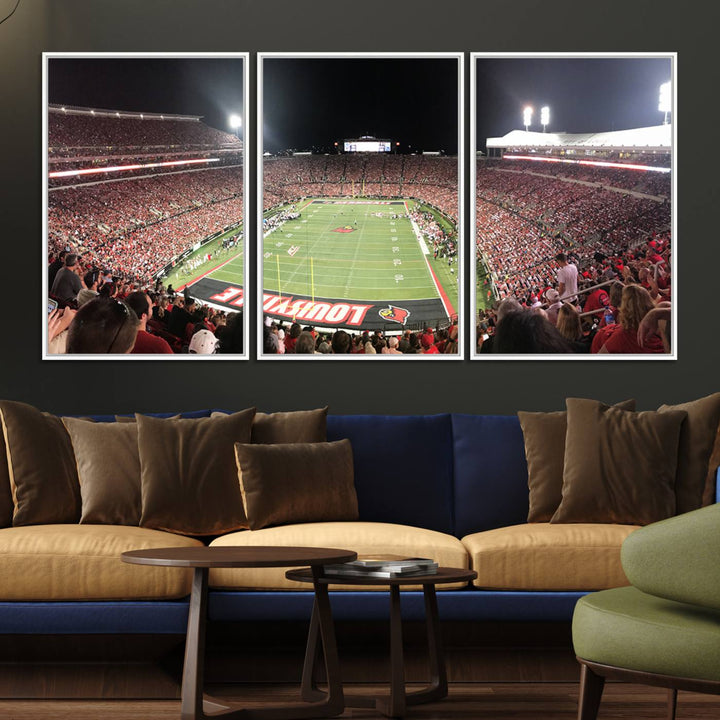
[621,503,720,610]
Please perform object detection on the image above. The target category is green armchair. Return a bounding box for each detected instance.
[572,503,720,720]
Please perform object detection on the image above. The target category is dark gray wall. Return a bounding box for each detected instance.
[0,0,716,415]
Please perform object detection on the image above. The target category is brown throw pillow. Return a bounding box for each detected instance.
[658,393,720,514]
[519,399,635,522]
[0,400,81,525]
[552,398,687,525]
[0,421,13,529]
[138,409,256,536]
[212,407,328,444]
[235,439,358,530]
[252,408,328,443]
[62,417,141,525]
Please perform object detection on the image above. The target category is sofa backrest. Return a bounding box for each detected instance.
[451,414,529,537]
[76,409,530,539]
[327,414,455,535]
[89,410,211,422]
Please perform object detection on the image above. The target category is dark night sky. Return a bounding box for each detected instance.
[262,58,459,154]
[475,57,672,151]
[47,56,671,155]
[48,57,245,136]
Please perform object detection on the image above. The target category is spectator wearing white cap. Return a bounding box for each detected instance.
[544,288,563,325]
[188,328,219,354]
[383,336,403,355]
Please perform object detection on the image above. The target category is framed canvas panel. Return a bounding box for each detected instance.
[257,52,464,359]
[42,52,249,359]
[471,53,676,360]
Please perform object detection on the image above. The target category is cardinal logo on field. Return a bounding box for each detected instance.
[332,226,356,233]
[378,305,410,326]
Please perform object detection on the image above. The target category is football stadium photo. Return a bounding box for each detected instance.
[472,55,674,358]
[259,54,462,358]
[44,54,247,358]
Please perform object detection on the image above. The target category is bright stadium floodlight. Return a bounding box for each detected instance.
[541,106,550,132]
[229,113,242,139]
[659,81,671,124]
[523,106,533,132]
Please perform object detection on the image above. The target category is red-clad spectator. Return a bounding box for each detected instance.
[125,291,174,354]
[583,287,610,320]
[596,285,664,354]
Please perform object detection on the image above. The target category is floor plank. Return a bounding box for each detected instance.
[0,683,719,719]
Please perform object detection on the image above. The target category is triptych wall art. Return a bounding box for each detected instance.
[43,52,675,361]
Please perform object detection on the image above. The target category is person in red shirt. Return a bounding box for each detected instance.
[596,285,665,354]
[126,291,174,354]
[582,287,610,321]
[283,323,301,353]
[421,332,439,354]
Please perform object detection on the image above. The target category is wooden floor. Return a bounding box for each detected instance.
[1,683,719,719]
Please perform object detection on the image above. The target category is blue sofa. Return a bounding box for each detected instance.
[0,410,662,637]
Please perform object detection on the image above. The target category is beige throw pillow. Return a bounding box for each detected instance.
[62,417,141,525]
[658,393,720,513]
[138,409,256,536]
[235,440,358,531]
[0,400,81,525]
[211,407,328,444]
[518,399,635,522]
[552,398,686,525]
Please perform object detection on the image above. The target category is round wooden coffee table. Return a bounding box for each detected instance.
[122,546,356,720]
[286,566,477,718]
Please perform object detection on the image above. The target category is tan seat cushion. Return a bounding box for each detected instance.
[209,522,469,591]
[462,523,639,591]
[0,525,203,600]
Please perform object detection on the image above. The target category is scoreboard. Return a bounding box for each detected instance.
[344,138,392,153]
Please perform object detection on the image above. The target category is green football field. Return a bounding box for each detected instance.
[163,227,243,291]
[250,199,458,309]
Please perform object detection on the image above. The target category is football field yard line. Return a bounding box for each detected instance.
[424,255,456,317]
[407,207,443,304]
[306,212,334,301]
[268,217,313,292]
[342,208,367,299]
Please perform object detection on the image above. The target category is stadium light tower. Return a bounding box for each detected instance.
[523,106,533,132]
[541,106,550,133]
[229,114,242,138]
[658,81,671,125]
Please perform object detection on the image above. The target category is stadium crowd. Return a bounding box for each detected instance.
[262,318,459,356]
[476,162,671,303]
[49,110,241,156]
[497,157,670,197]
[263,155,459,221]
[47,255,243,356]
[48,167,243,283]
[476,235,672,355]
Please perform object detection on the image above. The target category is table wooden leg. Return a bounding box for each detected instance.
[344,584,450,717]
[405,583,447,706]
[181,567,209,720]
[180,566,343,720]
[310,566,344,716]
[375,585,406,718]
[300,597,323,702]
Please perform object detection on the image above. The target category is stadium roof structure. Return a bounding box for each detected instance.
[48,104,202,122]
[487,124,671,153]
